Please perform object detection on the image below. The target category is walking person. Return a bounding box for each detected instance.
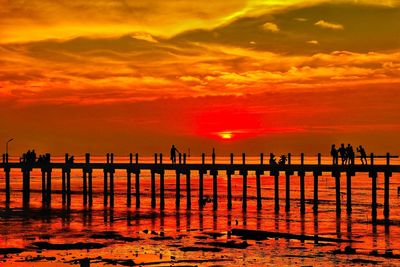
[346,144,355,165]
[330,144,339,165]
[357,145,368,165]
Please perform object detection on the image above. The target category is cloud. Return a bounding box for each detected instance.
[262,22,280,32]
[315,19,344,30]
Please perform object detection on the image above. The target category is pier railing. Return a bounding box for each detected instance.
[1,152,399,225]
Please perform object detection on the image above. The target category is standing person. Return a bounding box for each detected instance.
[330,144,339,165]
[357,145,368,165]
[338,144,347,165]
[346,144,355,165]
[170,145,180,164]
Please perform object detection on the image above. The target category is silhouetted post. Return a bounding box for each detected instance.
[22,165,31,209]
[160,170,165,210]
[175,169,181,209]
[103,169,108,206]
[107,153,110,164]
[211,150,218,210]
[127,170,132,207]
[130,153,133,164]
[313,153,321,213]
[179,153,182,164]
[151,170,156,208]
[370,153,377,224]
[346,171,352,214]
[41,168,46,205]
[62,169,66,205]
[334,171,341,216]
[186,170,191,210]
[384,153,391,220]
[83,170,88,206]
[199,153,205,209]
[46,168,52,207]
[242,153,247,212]
[86,154,93,207]
[285,153,292,212]
[5,165,10,208]
[227,153,233,210]
[256,153,263,209]
[109,169,114,208]
[183,153,186,164]
[299,153,305,214]
[274,171,280,213]
[135,171,140,208]
[66,170,71,207]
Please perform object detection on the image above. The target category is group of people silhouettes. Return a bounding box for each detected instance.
[20,150,51,164]
[331,144,367,165]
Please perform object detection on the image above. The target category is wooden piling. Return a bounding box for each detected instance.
[88,170,93,207]
[42,169,46,205]
[300,153,305,214]
[103,170,108,206]
[110,169,114,208]
[212,170,218,211]
[176,170,180,209]
[160,170,165,210]
[62,169,66,205]
[285,153,291,212]
[346,172,352,214]
[334,172,341,216]
[22,168,30,209]
[66,170,71,206]
[384,153,391,219]
[186,170,191,210]
[5,166,10,207]
[135,172,140,208]
[256,153,263,210]
[370,153,377,224]
[199,153,205,209]
[151,170,156,209]
[83,171,88,206]
[242,153,247,212]
[227,153,233,210]
[46,169,52,207]
[274,171,279,213]
[313,153,321,213]
[127,171,132,207]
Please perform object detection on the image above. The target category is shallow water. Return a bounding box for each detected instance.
[0,156,400,266]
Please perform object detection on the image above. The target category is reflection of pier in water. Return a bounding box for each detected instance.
[1,152,399,225]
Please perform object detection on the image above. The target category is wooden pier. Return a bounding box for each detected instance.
[1,152,399,225]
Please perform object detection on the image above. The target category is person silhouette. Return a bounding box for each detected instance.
[338,144,347,165]
[170,145,180,164]
[269,153,277,165]
[346,144,355,165]
[278,155,287,165]
[357,145,368,165]
[330,144,339,165]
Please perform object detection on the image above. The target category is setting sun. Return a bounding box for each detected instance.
[219,132,233,140]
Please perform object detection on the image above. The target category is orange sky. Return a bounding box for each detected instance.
[1,0,400,156]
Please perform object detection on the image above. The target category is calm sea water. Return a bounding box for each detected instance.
[0,155,400,266]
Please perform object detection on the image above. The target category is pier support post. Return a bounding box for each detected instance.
[186,171,191,210]
[257,153,263,210]
[88,169,93,207]
[273,171,280,213]
[151,170,156,209]
[227,153,233,210]
[313,153,322,214]
[334,172,341,216]
[103,170,108,206]
[346,171,355,214]
[299,153,305,214]
[41,169,46,205]
[175,170,180,209]
[241,153,247,212]
[62,169,66,206]
[5,167,10,208]
[160,170,165,210]
[199,153,205,209]
[370,153,377,224]
[83,170,88,206]
[109,169,114,208]
[127,171,132,207]
[22,168,30,209]
[135,171,140,208]
[384,153,392,220]
[285,153,292,212]
[66,170,71,207]
[46,169,52,207]
[211,170,218,211]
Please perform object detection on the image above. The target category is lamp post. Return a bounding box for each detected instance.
[6,138,14,156]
